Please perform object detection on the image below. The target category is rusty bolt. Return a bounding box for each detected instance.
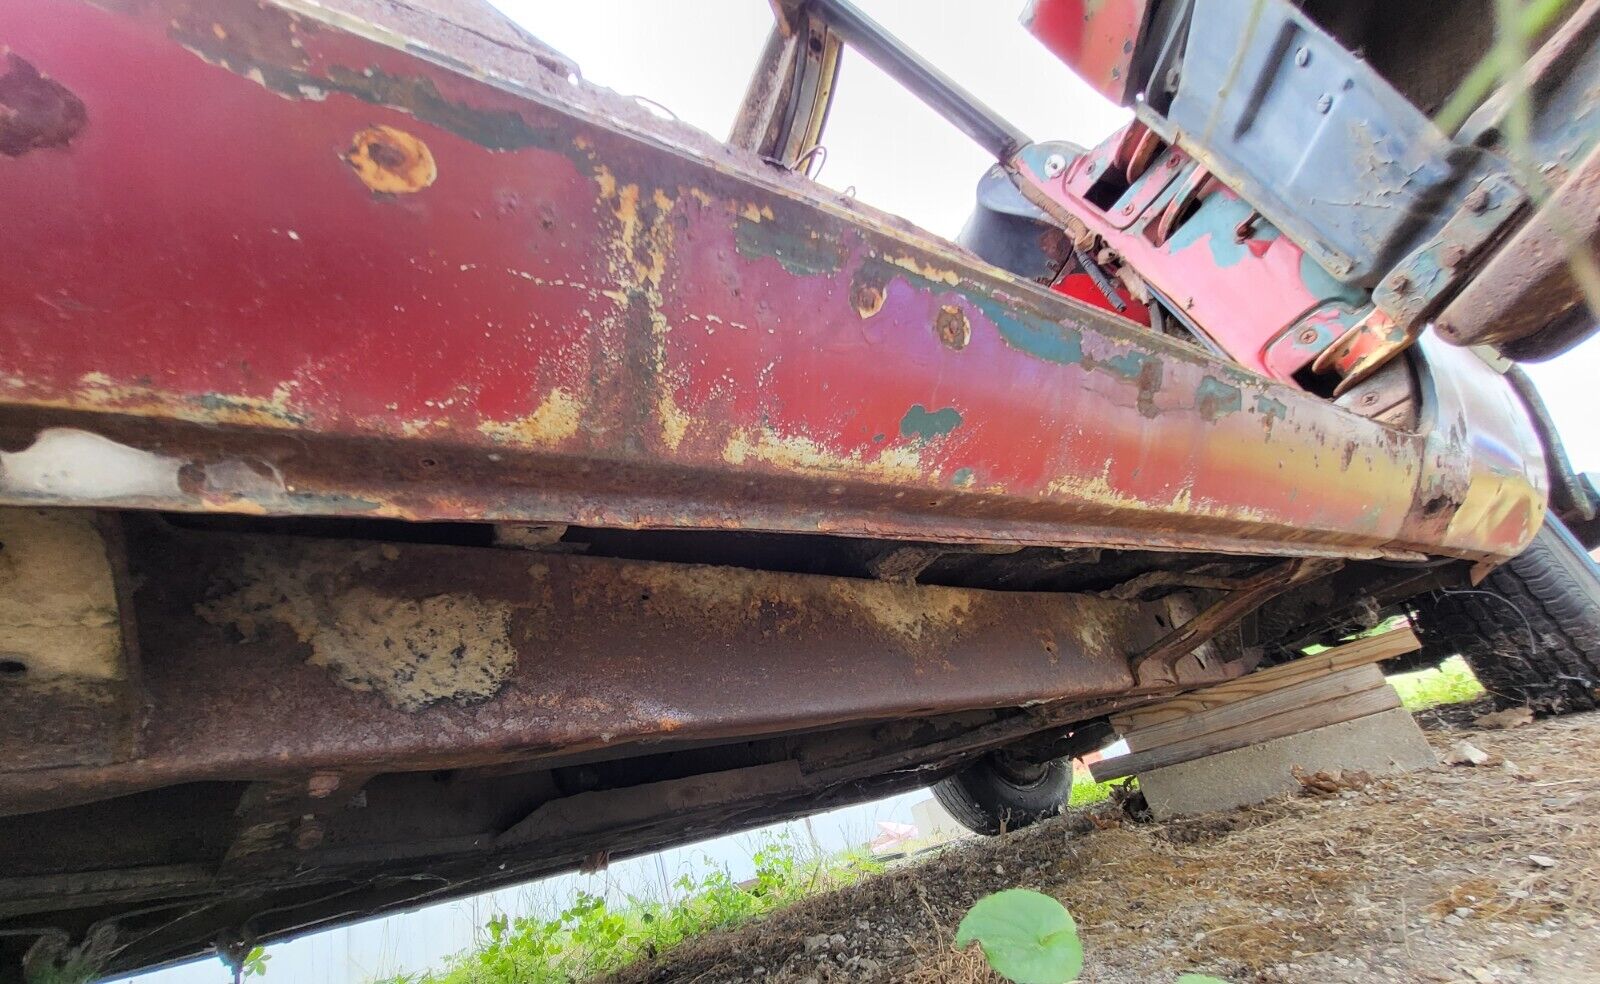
[852,283,884,319]
[1440,244,1468,269]
[1465,188,1491,213]
[307,772,342,799]
[934,304,971,350]
[1436,320,1458,338]
[294,819,325,850]
[1388,274,1411,295]
[1297,327,1320,345]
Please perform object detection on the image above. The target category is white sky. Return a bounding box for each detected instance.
[127,3,1597,981]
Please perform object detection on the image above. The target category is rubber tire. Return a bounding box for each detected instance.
[932,754,1073,836]
[1412,517,1600,713]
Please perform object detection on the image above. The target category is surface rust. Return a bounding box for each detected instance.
[0,51,86,156]
[0,0,1545,563]
[0,522,1190,816]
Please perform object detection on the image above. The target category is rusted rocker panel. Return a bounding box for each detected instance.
[0,0,1543,561]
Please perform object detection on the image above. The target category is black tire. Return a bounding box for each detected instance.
[932,752,1073,836]
[1412,517,1600,713]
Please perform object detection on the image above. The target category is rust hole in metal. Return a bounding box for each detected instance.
[344,124,437,194]
[934,304,970,350]
[0,52,88,157]
[852,282,884,319]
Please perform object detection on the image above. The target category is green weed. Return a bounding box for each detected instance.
[371,834,882,984]
[1389,656,1486,711]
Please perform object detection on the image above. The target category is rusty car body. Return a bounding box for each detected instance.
[0,0,1596,976]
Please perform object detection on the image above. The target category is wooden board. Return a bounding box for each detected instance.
[1112,626,1420,732]
[1091,685,1402,781]
[1121,663,1385,752]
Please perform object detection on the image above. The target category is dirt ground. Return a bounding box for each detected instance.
[604,707,1600,984]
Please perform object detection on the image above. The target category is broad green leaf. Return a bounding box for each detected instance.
[955,889,1082,984]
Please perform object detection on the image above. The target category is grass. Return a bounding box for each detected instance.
[370,833,882,984]
[1388,655,1486,711]
[1068,773,1127,808]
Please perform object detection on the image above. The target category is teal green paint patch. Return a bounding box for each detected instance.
[195,393,306,425]
[1298,251,1368,306]
[734,218,845,277]
[980,299,1086,365]
[900,404,963,441]
[1195,376,1243,421]
[1255,394,1288,420]
[1164,194,1276,268]
[952,467,975,487]
[1102,350,1155,380]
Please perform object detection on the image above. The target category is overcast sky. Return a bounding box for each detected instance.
[127,3,1597,981]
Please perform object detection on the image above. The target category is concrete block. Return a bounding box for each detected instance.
[1137,706,1436,820]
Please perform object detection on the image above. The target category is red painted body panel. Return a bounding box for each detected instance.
[1020,0,1149,104]
[0,0,1543,562]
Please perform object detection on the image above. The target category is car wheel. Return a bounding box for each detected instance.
[932,751,1074,836]
[1412,517,1600,713]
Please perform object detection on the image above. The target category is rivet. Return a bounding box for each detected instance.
[1044,153,1068,177]
[1316,94,1333,114]
[1294,47,1311,67]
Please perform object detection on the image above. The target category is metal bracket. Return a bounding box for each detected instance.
[1130,558,1344,687]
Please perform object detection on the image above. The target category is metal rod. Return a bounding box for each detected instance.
[809,0,1033,160]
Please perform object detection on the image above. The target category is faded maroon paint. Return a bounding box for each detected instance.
[1021,0,1149,104]
[0,0,1544,562]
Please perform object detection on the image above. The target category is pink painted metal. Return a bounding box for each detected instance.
[1010,129,1368,380]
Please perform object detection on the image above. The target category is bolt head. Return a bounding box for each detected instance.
[1360,391,1379,406]
[1441,244,1468,269]
[1295,47,1311,67]
[1044,153,1068,177]
[1298,328,1320,345]
[1316,94,1333,114]
[1465,188,1491,213]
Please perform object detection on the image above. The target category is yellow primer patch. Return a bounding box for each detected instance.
[885,253,962,287]
[589,165,686,450]
[196,544,519,711]
[827,579,973,642]
[344,125,436,195]
[67,374,306,430]
[722,427,924,483]
[477,387,583,446]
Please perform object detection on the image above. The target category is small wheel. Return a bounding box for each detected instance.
[932,751,1074,836]
[1412,516,1600,713]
